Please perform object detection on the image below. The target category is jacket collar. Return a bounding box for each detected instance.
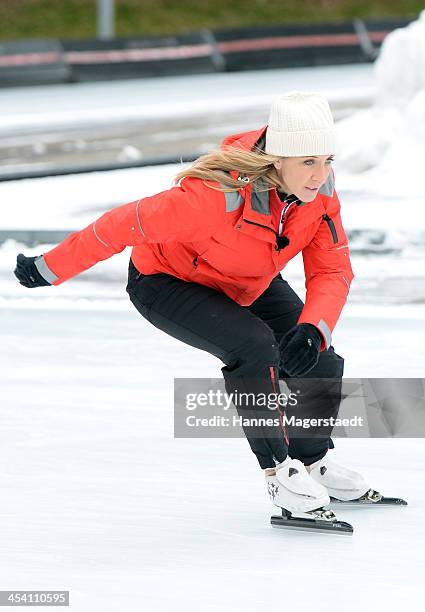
[221,125,268,151]
[242,182,302,227]
[221,126,310,243]
[234,184,302,246]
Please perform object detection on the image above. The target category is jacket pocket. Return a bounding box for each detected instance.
[192,241,276,278]
[322,214,339,244]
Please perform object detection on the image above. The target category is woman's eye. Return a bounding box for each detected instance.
[304,159,334,165]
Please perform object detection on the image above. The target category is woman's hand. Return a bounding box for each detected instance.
[14,253,52,288]
[279,323,322,377]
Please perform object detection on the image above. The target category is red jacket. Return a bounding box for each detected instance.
[39,126,354,351]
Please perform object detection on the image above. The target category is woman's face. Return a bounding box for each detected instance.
[273,154,334,201]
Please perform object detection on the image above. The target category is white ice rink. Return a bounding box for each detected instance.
[0,303,424,611]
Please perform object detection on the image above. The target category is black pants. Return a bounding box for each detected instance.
[126,259,344,469]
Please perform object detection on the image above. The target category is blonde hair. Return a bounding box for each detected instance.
[174,146,283,192]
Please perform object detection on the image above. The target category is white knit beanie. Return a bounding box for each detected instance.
[265,90,336,157]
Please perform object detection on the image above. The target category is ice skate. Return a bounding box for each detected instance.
[307,456,407,506]
[267,457,353,534]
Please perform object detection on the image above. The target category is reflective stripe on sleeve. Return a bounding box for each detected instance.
[93,221,110,248]
[135,200,145,236]
[317,319,332,349]
[34,255,59,284]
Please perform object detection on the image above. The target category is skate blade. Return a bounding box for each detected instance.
[271,509,353,535]
[330,488,408,506]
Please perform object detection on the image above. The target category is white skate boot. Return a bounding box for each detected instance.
[268,458,354,533]
[307,455,370,502]
[266,457,330,514]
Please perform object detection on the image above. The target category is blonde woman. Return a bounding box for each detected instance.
[14,91,380,533]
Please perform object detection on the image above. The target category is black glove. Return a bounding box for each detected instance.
[14,253,51,288]
[279,323,322,377]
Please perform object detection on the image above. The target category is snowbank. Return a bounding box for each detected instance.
[336,8,425,196]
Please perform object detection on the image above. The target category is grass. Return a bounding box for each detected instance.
[0,0,423,41]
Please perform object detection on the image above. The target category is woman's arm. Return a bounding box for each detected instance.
[298,189,354,351]
[15,178,224,287]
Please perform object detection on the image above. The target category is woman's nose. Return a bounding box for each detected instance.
[312,166,329,183]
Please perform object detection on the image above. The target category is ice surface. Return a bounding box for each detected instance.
[0,64,374,136]
[0,304,423,612]
[0,63,375,176]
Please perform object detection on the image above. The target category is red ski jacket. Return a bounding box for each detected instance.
[37,126,354,351]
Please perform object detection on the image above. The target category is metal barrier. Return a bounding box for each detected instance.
[0,38,71,85]
[0,17,413,87]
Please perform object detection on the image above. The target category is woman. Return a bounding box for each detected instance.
[14,91,371,522]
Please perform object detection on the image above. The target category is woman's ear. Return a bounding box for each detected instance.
[273,159,281,171]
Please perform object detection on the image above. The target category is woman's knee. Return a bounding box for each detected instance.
[224,325,280,371]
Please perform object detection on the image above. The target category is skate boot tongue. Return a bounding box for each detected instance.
[276,457,306,473]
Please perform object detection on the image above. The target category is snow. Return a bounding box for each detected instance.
[1,10,425,612]
[337,9,425,190]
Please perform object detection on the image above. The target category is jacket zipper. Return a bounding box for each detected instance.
[242,218,277,235]
[193,218,283,268]
[242,218,287,251]
[323,214,339,243]
[278,200,297,235]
